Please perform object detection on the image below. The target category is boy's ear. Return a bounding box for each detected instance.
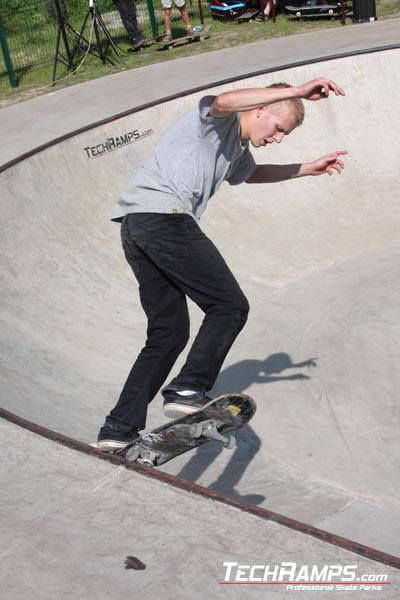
[256,105,267,118]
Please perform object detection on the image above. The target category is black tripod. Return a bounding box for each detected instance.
[71,0,124,66]
[52,0,91,84]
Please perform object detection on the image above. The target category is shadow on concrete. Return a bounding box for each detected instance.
[176,353,317,503]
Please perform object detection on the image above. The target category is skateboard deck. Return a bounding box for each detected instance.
[155,31,210,51]
[235,9,260,21]
[119,393,256,467]
[285,3,342,17]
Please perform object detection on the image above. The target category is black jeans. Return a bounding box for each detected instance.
[109,213,249,429]
[112,0,140,41]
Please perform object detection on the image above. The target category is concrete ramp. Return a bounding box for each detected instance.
[2,418,399,599]
[1,46,400,566]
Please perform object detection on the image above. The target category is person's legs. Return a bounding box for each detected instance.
[178,6,193,30]
[113,0,140,40]
[163,7,172,33]
[134,215,249,393]
[113,0,151,45]
[99,213,249,447]
[161,0,173,41]
[107,214,191,430]
[162,0,193,40]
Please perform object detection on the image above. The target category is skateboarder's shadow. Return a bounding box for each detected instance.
[176,353,317,504]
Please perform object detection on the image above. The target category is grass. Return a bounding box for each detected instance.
[0,0,399,107]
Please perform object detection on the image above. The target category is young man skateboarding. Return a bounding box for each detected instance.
[98,78,347,452]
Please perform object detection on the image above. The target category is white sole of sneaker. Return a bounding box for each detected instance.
[163,403,201,419]
[97,440,128,452]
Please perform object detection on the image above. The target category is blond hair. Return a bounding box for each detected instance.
[267,82,305,127]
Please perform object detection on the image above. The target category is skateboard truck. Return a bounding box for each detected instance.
[124,419,235,466]
[189,419,235,449]
[126,447,160,466]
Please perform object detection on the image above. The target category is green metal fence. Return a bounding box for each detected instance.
[0,0,208,87]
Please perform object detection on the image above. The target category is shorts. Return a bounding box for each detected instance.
[162,0,186,8]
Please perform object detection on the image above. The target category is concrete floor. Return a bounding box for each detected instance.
[1,419,399,600]
[1,18,400,598]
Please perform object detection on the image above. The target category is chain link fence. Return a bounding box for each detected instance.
[0,0,209,87]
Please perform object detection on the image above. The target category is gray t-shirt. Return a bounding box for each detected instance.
[111,95,257,221]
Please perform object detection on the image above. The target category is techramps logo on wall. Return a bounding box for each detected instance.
[83,127,154,159]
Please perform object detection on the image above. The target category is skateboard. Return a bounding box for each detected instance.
[119,393,256,467]
[155,30,210,51]
[235,9,260,21]
[285,2,344,17]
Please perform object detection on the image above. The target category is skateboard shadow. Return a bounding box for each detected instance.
[175,353,317,504]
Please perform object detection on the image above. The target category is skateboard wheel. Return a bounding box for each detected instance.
[295,10,301,16]
[125,447,140,462]
[138,450,159,467]
[189,423,204,438]
[328,8,334,14]
[138,457,155,467]
[224,435,235,450]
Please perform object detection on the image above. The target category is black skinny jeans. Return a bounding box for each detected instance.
[112,0,140,41]
[109,213,249,429]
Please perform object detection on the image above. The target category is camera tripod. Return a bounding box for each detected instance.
[52,0,90,83]
[52,0,123,84]
[71,0,124,65]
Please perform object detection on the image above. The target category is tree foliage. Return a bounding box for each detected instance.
[0,0,116,34]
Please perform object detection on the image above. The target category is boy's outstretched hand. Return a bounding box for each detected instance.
[296,78,346,101]
[303,151,348,176]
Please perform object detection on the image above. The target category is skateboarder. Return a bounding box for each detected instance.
[97,78,347,451]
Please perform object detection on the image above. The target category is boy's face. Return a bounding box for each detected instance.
[244,103,297,148]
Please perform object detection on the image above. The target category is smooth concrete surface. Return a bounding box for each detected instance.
[0,18,399,167]
[1,23,400,597]
[1,419,399,600]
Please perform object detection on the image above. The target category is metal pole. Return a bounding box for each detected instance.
[339,0,346,25]
[0,17,17,88]
[198,0,204,25]
[146,0,158,38]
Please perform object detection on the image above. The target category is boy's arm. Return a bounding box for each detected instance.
[246,151,348,184]
[209,78,345,118]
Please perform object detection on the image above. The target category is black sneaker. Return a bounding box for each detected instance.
[97,418,140,453]
[131,36,152,49]
[162,387,212,419]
